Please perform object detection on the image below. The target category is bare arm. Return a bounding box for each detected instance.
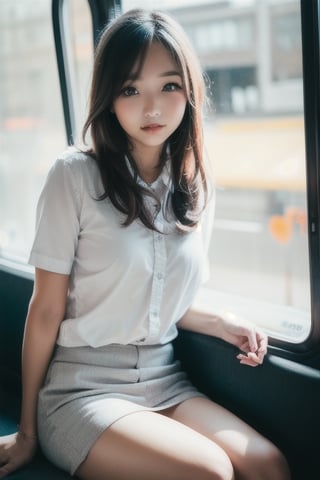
[177,308,221,337]
[178,305,268,367]
[0,268,69,477]
[19,268,69,435]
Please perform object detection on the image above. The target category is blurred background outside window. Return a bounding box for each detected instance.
[0,0,93,265]
[0,0,310,341]
[123,0,309,341]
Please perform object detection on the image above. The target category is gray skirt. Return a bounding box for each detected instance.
[37,342,204,475]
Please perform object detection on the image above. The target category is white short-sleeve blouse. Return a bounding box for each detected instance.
[28,149,214,347]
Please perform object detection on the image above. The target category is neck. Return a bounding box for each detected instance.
[130,145,164,184]
[139,165,162,185]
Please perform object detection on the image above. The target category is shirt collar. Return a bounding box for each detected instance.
[125,155,172,192]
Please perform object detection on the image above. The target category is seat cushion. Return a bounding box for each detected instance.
[0,388,73,479]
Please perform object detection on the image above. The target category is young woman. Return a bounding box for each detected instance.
[0,9,291,480]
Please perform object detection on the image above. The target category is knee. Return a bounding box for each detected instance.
[206,459,234,480]
[243,438,291,480]
[265,444,291,480]
[192,452,235,480]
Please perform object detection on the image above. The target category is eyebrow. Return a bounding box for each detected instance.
[127,70,181,81]
[159,70,181,78]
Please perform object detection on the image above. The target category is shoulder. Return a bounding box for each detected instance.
[48,147,108,201]
[47,147,100,193]
[53,147,97,175]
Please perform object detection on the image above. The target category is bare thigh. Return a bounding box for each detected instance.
[76,410,234,480]
[162,397,291,480]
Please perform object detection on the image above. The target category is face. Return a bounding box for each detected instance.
[112,41,187,162]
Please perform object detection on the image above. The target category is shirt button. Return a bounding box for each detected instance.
[157,272,163,280]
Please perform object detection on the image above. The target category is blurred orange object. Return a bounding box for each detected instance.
[269,215,292,244]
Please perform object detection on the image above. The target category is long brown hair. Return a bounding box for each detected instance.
[83,9,208,231]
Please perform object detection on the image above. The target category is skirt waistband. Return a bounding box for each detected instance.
[52,342,175,370]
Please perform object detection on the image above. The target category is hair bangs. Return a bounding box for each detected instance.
[109,28,153,98]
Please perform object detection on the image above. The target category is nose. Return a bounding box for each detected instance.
[144,95,161,118]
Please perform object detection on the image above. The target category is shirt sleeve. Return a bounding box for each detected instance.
[28,158,82,274]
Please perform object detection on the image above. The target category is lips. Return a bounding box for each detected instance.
[141,123,164,132]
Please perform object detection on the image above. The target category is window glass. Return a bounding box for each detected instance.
[67,0,94,144]
[122,0,310,342]
[0,0,94,264]
[0,0,66,262]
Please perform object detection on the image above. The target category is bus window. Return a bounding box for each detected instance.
[0,0,66,262]
[0,0,94,264]
[122,0,310,343]
[66,0,94,144]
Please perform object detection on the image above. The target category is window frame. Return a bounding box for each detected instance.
[296,0,320,352]
[51,0,121,145]
[50,0,320,357]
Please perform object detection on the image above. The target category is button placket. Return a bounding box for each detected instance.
[148,231,166,339]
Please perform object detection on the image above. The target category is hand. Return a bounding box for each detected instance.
[217,311,268,367]
[0,432,37,478]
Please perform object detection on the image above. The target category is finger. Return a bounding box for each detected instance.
[240,338,267,362]
[0,464,12,479]
[237,352,262,367]
[238,357,260,367]
[0,456,21,477]
[237,355,259,367]
[257,331,268,352]
[236,323,258,353]
[257,345,267,361]
[240,333,257,354]
[239,340,250,353]
[246,328,258,353]
[0,453,8,467]
[249,351,263,363]
[256,331,268,359]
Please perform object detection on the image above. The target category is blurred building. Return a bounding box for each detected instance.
[170,0,303,115]
[0,0,302,125]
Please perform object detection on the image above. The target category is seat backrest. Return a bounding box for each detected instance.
[0,266,34,392]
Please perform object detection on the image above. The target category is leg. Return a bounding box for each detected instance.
[162,397,291,480]
[76,410,234,480]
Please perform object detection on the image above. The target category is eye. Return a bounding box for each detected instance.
[120,86,139,97]
[163,82,182,92]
